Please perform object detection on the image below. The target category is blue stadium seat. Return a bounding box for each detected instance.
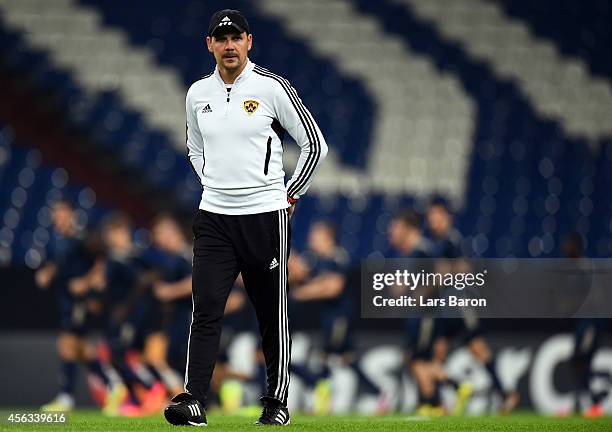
[2,1,610,261]
[0,125,112,268]
[354,0,608,258]
[78,0,375,168]
[499,0,612,80]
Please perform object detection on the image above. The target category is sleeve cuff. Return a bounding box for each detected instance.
[287,196,298,205]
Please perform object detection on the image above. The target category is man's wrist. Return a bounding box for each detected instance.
[287,196,298,205]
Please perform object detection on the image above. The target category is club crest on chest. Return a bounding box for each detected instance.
[243,100,259,115]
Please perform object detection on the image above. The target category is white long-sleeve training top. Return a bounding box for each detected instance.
[186,59,328,215]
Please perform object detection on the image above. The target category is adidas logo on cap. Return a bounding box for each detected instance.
[219,16,233,27]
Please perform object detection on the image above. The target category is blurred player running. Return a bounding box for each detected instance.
[99,213,167,416]
[388,208,470,415]
[426,199,519,414]
[36,200,110,411]
[388,209,443,414]
[149,214,196,395]
[289,221,382,414]
[561,233,610,418]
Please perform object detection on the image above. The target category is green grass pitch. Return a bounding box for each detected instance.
[1,411,611,432]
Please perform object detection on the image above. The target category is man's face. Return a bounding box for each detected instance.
[152,219,184,253]
[388,219,421,253]
[104,225,131,252]
[388,219,408,250]
[207,31,252,72]
[51,203,73,234]
[307,223,335,254]
[427,205,451,238]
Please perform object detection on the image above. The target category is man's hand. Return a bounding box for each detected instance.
[288,254,310,285]
[287,203,296,219]
[154,282,177,302]
[287,196,298,218]
[290,272,345,301]
[68,277,89,296]
[35,264,56,289]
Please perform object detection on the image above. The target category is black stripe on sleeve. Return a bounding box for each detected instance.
[253,66,321,197]
[254,66,319,195]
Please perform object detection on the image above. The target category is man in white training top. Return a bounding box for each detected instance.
[164,9,327,427]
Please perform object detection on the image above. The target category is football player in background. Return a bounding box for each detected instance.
[99,213,166,416]
[149,214,194,393]
[36,200,109,411]
[426,199,518,414]
[388,208,448,415]
[562,232,609,418]
[289,220,382,414]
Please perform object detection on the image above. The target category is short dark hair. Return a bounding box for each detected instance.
[429,195,452,213]
[101,212,132,232]
[52,199,74,211]
[151,212,178,228]
[394,208,423,230]
[151,212,189,241]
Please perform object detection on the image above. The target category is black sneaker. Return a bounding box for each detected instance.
[255,397,290,426]
[164,393,207,427]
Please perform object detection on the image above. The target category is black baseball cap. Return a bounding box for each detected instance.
[208,9,250,37]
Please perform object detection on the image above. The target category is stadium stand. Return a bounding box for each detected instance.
[396,0,612,140]
[499,0,612,81]
[0,125,108,267]
[354,0,612,258]
[77,0,374,168]
[1,0,612,264]
[0,17,201,210]
[259,0,475,203]
[1,1,611,418]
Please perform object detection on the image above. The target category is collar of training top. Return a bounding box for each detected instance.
[208,9,250,37]
[213,59,255,88]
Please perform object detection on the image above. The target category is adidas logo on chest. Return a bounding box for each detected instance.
[201,104,213,114]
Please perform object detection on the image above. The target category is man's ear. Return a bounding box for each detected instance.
[247,33,253,51]
[206,36,213,53]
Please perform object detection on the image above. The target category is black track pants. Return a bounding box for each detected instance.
[185,208,291,406]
